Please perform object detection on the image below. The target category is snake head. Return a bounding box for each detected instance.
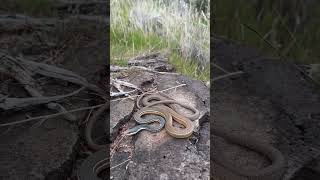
[123,127,141,136]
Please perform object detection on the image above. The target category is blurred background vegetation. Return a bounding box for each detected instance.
[111,0,210,81]
[0,0,211,81]
[213,0,320,64]
[0,0,55,17]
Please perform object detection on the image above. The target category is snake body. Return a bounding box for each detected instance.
[134,93,286,179]
[212,126,286,180]
[77,93,286,180]
[84,103,109,151]
[77,149,109,180]
[77,103,109,180]
[132,92,199,138]
[124,112,166,136]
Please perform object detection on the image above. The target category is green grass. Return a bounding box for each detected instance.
[214,0,320,64]
[111,28,210,81]
[170,52,210,81]
[111,0,210,82]
[1,0,55,17]
[111,29,166,66]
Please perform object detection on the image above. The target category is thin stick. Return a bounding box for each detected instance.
[212,71,244,82]
[0,104,105,127]
[242,23,279,54]
[242,23,319,85]
[110,159,131,170]
[110,134,126,159]
[82,107,94,125]
[212,62,230,74]
[110,84,187,102]
[30,116,49,129]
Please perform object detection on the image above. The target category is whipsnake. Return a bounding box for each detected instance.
[126,92,200,138]
[131,92,286,179]
[212,126,286,180]
[77,93,286,180]
[77,103,109,180]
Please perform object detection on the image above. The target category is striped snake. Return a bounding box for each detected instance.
[131,92,286,180]
[125,92,200,138]
[77,93,286,180]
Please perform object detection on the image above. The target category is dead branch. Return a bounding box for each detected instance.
[0,52,105,120]
[110,79,140,97]
[0,104,105,127]
[110,90,137,98]
[0,87,85,110]
[110,65,178,75]
[0,52,104,95]
[111,79,140,91]
[130,66,178,75]
[0,52,77,120]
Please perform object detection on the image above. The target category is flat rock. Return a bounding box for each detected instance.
[212,37,320,180]
[110,99,135,141]
[0,69,99,179]
[110,70,210,179]
[0,89,87,180]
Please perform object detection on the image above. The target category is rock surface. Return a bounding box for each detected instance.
[0,11,108,180]
[110,65,210,179]
[212,36,320,180]
[110,99,134,141]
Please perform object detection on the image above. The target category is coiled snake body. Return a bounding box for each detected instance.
[127,92,200,138]
[77,93,286,180]
[77,103,109,180]
[131,93,286,180]
[212,126,286,180]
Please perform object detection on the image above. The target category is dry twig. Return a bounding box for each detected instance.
[110,84,186,102]
[110,159,132,170]
[212,71,244,82]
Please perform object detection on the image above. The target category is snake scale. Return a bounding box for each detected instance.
[77,93,286,180]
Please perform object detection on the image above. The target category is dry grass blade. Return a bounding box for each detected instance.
[111,158,132,170]
[212,62,230,73]
[110,134,127,159]
[212,71,244,82]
